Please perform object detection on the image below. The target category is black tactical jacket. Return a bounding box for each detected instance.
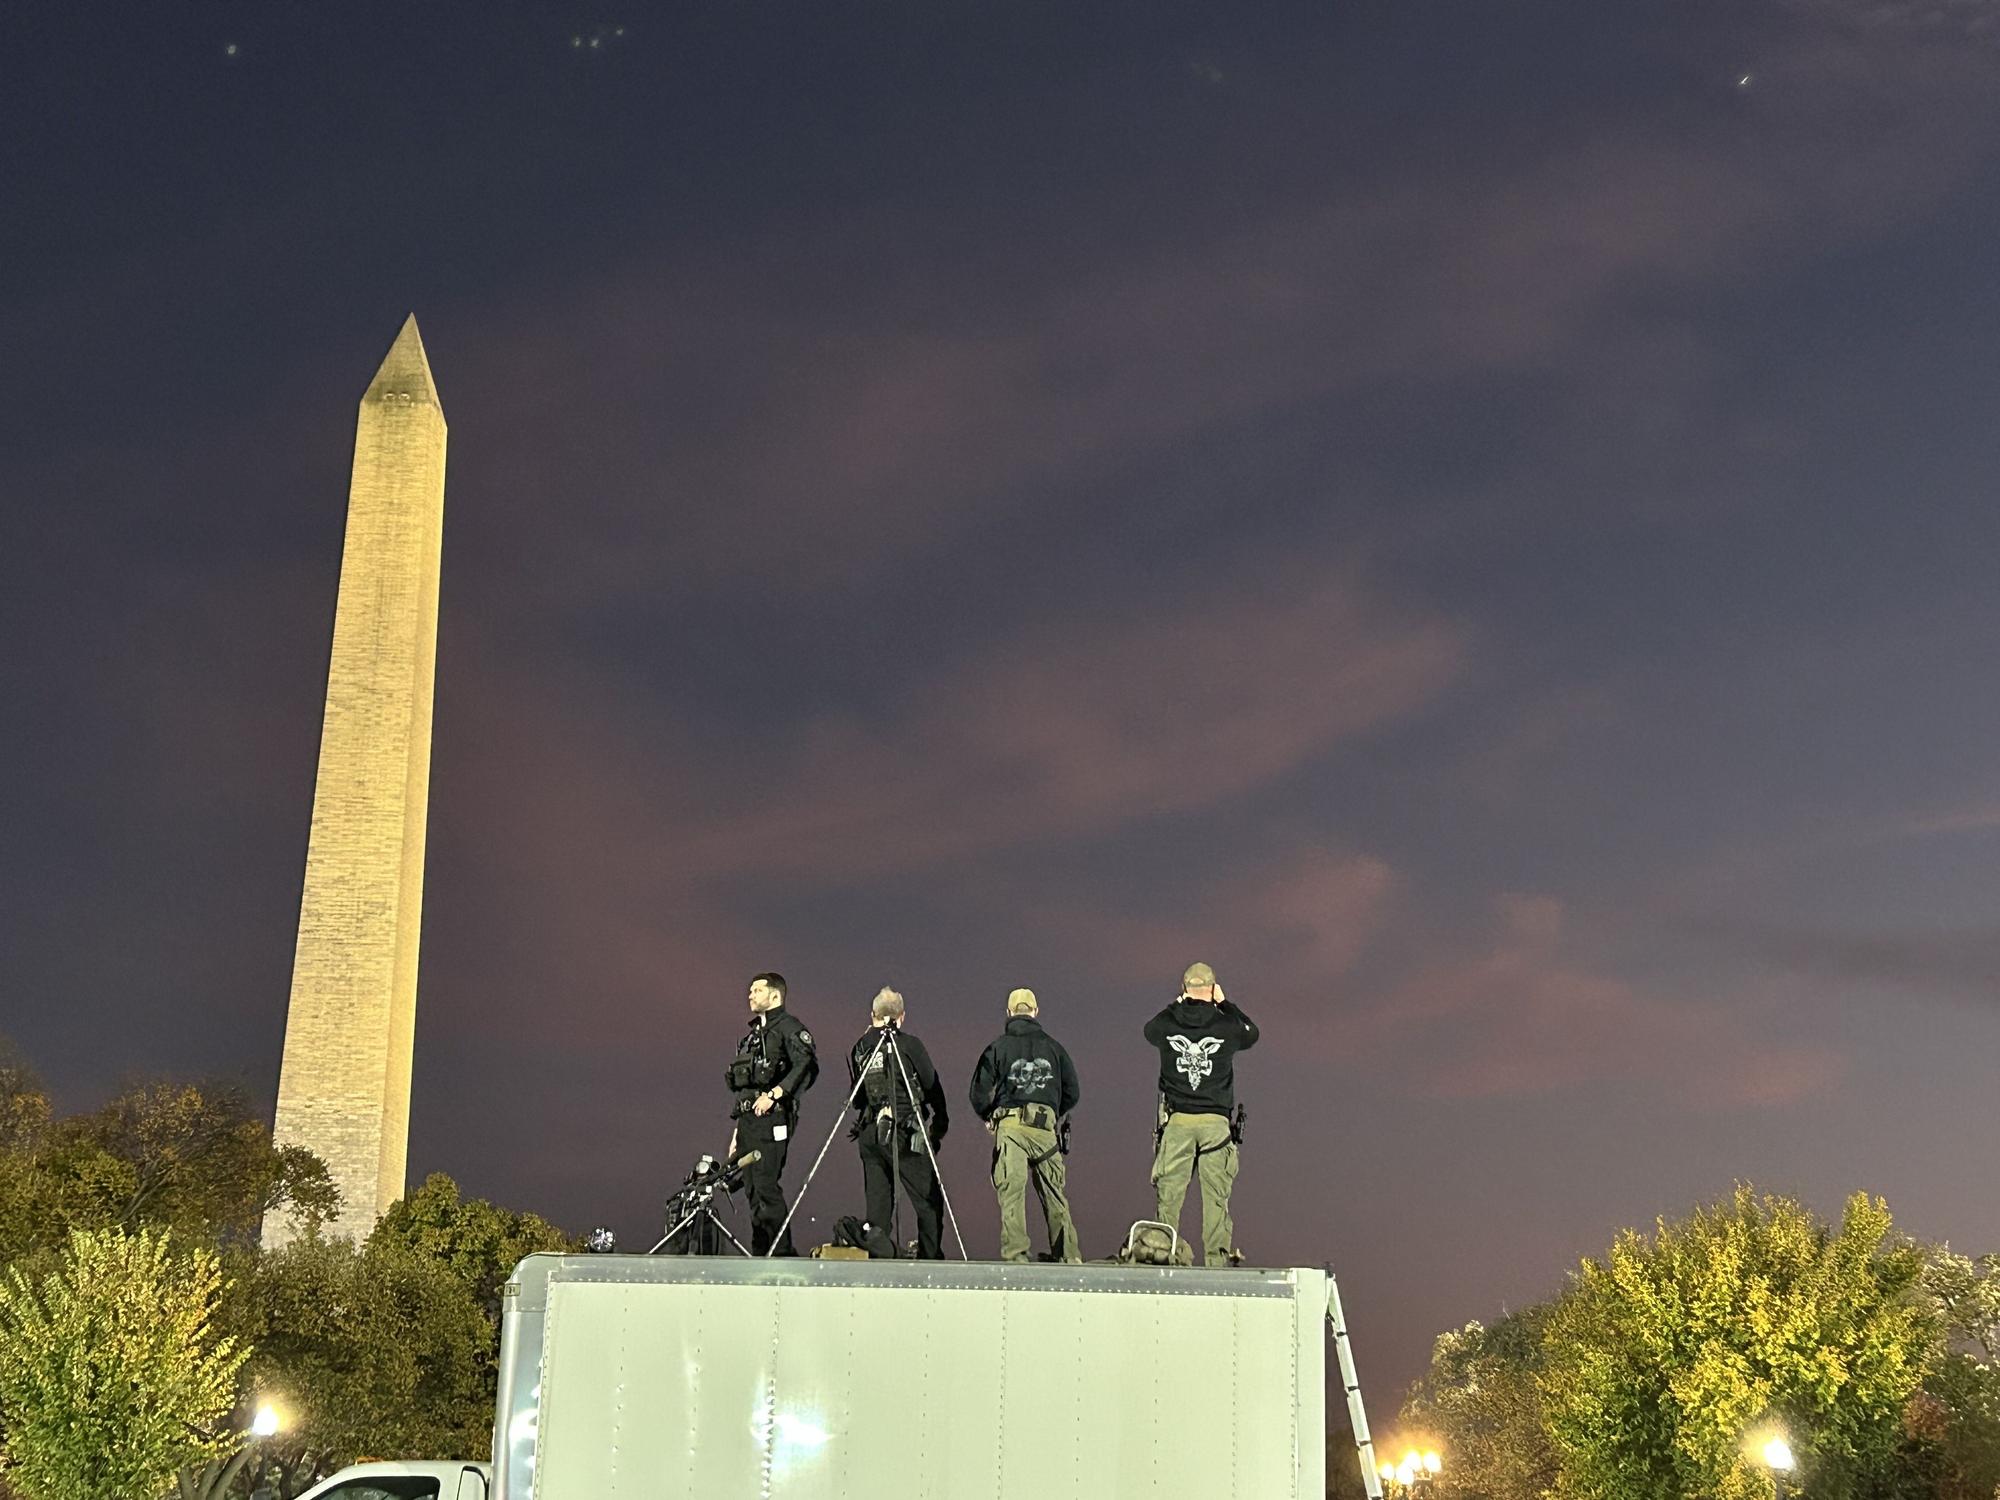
[730,1006,819,1118]
[848,1025,949,1143]
[1143,998,1259,1116]
[968,1017,1080,1120]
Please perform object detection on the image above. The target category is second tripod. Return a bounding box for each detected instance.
[648,1151,760,1256]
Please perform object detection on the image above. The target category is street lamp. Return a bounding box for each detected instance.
[1378,1446,1443,1497]
[181,1403,285,1500]
[1757,1431,1797,1498]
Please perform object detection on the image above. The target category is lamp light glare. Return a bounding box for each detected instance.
[1762,1436,1796,1472]
[250,1404,281,1437]
[1423,1449,1442,1472]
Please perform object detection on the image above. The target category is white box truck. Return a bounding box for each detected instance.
[490,1253,1384,1499]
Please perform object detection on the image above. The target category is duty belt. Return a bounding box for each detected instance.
[996,1105,1057,1131]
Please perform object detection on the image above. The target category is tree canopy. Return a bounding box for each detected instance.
[1401,1187,1999,1500]
[373,1172,574,1320]
[218,1177,573,1495]
[1913,1248,2000,1499]
[0,1227,245,1500]
[1401,1306,1557,1500]
[1539,1188,1934,1500]
[0,1065,336,1266]
[0,1038,572,1499]
[226,1233,492,1492]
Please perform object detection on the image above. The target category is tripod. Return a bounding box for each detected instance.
[647,1156,754,1256]
[768,1024,969,1259]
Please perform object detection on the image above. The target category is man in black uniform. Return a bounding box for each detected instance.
[969,988,1082,1263]
[727,972,818,1256]
[848,987,949,1258]
[1144,961,1258,1266]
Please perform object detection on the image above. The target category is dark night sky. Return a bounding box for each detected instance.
[5,0,2000,1403]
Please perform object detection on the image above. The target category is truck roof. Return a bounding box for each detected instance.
[508,1250,1322,1299]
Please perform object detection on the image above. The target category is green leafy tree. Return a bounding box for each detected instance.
[46,1082,336,1248]
[228,1233,491,1499]
[0,1047,46,1155]
[1402,1307,1558,1500]
[371,1172,574,1317]
[223,1178,566,1499]
[1910,1248,2000,1499]
[369,1173,573,1421]
[0,1227,246,1500]
[1927,1249,2000,1367]
[1539,1187,1935,1500]
[0,1050,52,1276]
[0,1072,337,1266]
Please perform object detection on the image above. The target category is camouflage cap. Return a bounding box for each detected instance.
[1006,987,1038,1014]
[1181,961,1217,989]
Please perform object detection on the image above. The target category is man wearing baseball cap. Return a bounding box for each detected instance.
[1143,962,1259,1266]
[969,987,1082,1263]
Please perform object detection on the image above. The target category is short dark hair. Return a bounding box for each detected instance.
[751,972,787,1000]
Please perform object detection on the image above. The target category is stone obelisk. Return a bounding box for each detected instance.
[269,316,446,1246]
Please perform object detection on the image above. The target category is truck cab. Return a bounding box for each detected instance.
[292,1461,491,1500]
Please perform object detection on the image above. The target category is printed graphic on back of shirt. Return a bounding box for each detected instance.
[1006,1058,1055,1096]
[1167,1035,1224,1085]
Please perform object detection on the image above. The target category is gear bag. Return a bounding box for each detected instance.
[1113,1219,1193,1267]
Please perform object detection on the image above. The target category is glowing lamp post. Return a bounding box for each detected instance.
[1758,1431,1797,1497]
[1379,1446,1443,1496]
[182,1403,285,1500]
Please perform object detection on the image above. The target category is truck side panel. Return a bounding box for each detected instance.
[504,1257,1325,1500]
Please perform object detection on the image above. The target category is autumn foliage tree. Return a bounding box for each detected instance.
[1539,1189,1934,1499]
[1400,1189,2000,1500]
[0,1227,245,1500]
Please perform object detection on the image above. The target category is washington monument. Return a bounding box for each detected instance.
[269,316,446,1245]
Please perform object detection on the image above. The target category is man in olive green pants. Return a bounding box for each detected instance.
[1144,963,1259,1266]
[969,989,1082,1263]
[993,1106,1079,1263]
[1151,1111,1238,1263]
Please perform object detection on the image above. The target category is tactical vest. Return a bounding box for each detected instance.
[725,1019,782,1094]
[859,1029,917,1113]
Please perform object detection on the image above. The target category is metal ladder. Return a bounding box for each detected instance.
[1328,1271,1386,1499]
